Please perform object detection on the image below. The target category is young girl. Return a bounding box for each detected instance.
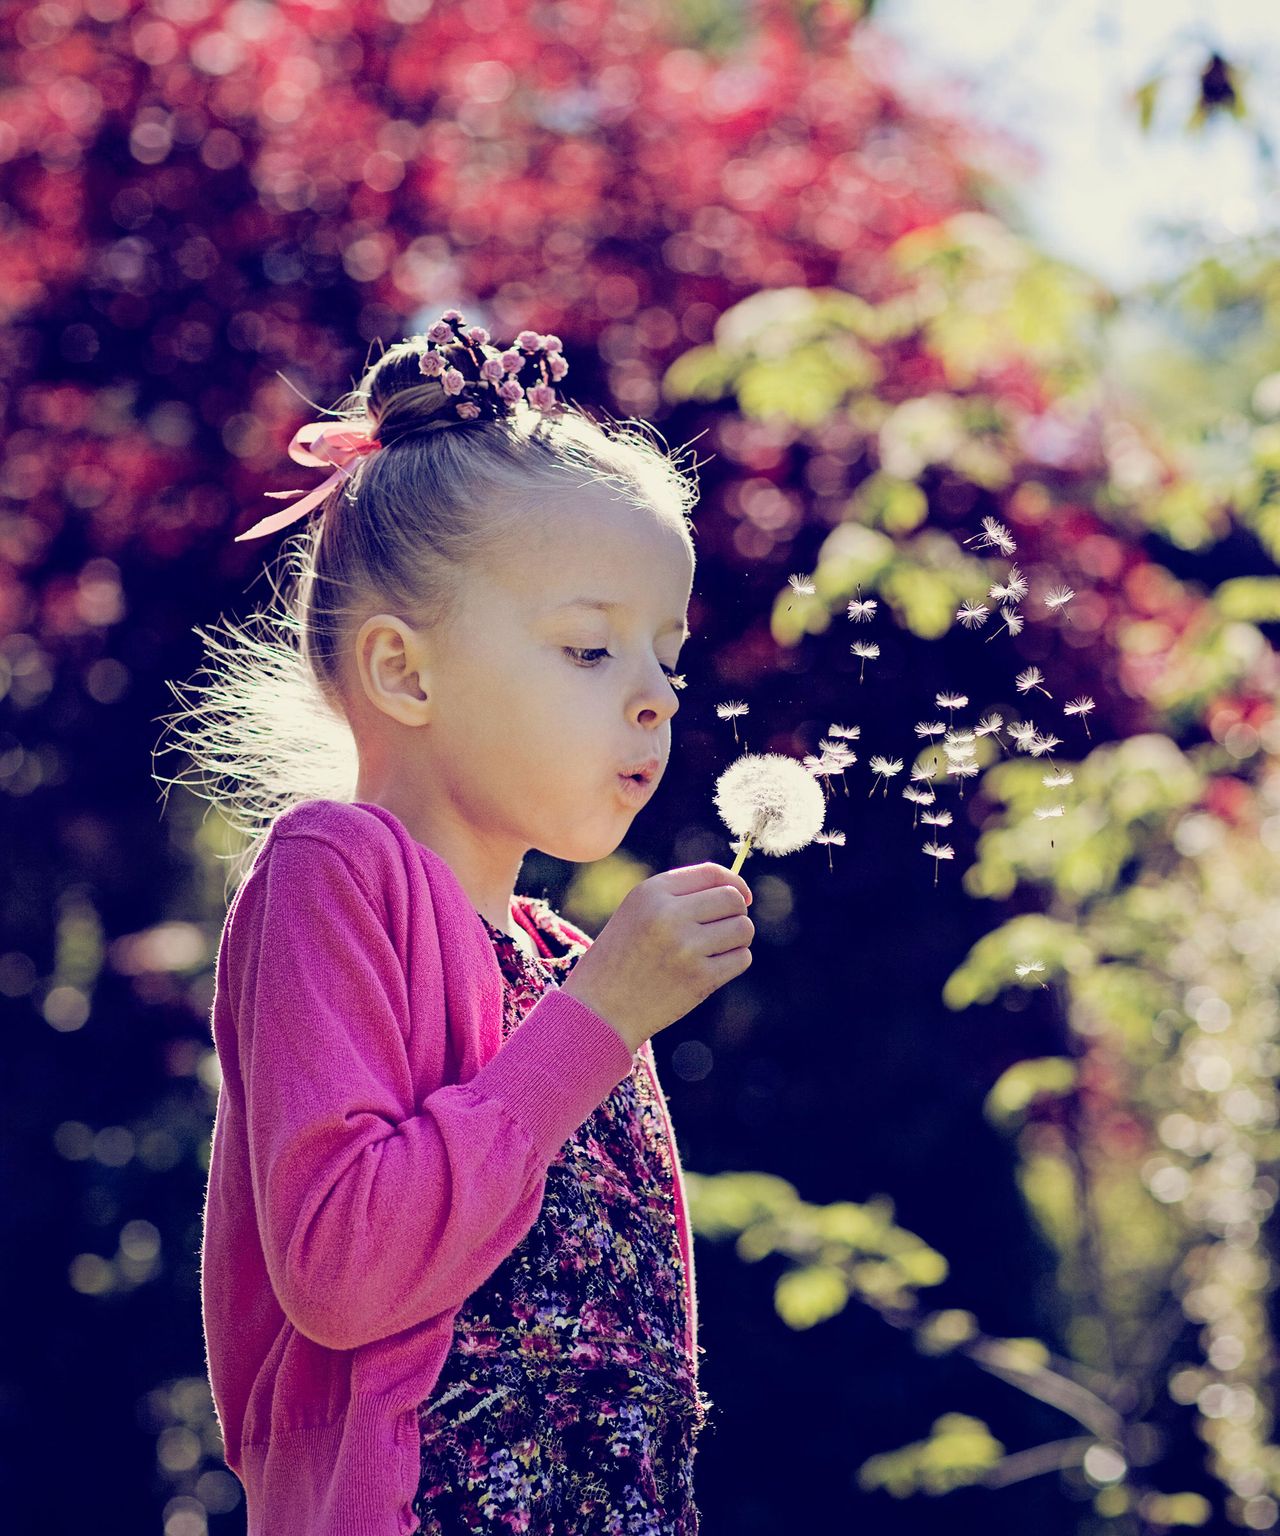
[168,312,755,1536]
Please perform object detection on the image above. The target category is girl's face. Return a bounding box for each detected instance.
[356,486,695,867]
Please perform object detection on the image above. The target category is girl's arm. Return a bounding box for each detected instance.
[222,832,634,1352]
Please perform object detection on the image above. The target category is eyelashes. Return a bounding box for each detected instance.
[564,646,682,681]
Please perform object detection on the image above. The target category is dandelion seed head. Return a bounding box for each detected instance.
[945,729,976,747]
[999,606,1025,637]
[922,840,956,861]
[903,785,936,805]
[1044,584,1075,611]
[946,758,980,778]
[715,701,749,720]
[1028,733,1063,757]
[850,640,881,659]
[915,721,946,738]
[788,573,816,596]
[869,755,904,777]
[1034,804,1066,819]
[956,600,990,629]
[1015,666,1045,694]
[713,751,827,855]
[935,691,969,710]
[1003,565,1029,600]
[1064,696,1096,717]
[829,723,861,740]
[846,598,878,621]
[1042,769,1074,787]
[911,763,939,782]
[921,809,954,827]
[1015,960,1046,978]
[975,714,1004,736]
[814,829,846,847]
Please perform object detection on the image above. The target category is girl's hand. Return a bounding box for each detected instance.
[559,863,754,1052]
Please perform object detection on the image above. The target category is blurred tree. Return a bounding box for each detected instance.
[3,0,1278,1531]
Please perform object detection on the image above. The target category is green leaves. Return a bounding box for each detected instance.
[984,1057,1079,1129]
[683,1171,948,1321]
[855,1412,1006,1496]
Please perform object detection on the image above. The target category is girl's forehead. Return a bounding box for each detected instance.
[495,501,693,601]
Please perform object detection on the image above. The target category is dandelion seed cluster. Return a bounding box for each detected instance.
[710,549,1095,942]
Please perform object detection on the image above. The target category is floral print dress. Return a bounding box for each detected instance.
[410,895,712,1536]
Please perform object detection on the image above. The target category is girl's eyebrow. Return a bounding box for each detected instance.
[554,597,690,639]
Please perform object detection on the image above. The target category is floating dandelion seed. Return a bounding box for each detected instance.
[1015,959,1049,989]
[915,720,946,739]
[1044,584,1075,617]
[1042,768,1074,787]
[975,714,1006,752]
[922,839,955,887]
[903,784,936,805]
[715,699,749,744]
[1028,732,1063,758]
[921,808,954,827]
[814,828,846,872]
[667,674,688,691]
[1015,666,1053,700]
[829,722,861,741]
[714,751,826,876]
[946,758,979,792]
[1003,564,1029,600]
[850,639,880,681]
[803,753,847,798]
[868,755,904,796]
[986,606,1025,643]
[956,600,990,630]
[786,572,815,611]
[935,691,968,721]
[966,516,1017,555]
[1008,721,1038,752]
[911,762,939,783]
[945,729,976,748]
[846,597,878,622]
[903,784,936,826]
[1034,804,1066,819]
[813,741,856,797]
[1064,696,1095,738]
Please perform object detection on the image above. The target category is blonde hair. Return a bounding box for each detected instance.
[152,334,701,898]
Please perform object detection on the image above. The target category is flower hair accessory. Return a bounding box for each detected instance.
[234,308,570,543]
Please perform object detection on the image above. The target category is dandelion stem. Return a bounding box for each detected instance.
[729,834,753,878]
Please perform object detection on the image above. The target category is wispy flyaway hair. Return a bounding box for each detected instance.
[152,334,701,897]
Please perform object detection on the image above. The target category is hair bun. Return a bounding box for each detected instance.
[368,311,568,449]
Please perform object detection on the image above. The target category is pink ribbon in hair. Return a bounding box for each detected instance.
[234,419,382,542]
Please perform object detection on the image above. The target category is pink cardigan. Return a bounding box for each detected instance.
[201,798,700,1536]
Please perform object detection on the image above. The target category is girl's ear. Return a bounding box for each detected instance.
[354,614,432,726]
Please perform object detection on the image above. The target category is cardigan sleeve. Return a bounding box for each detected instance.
[227,829,635,1352]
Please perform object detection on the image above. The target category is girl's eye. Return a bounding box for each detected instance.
[564,646,681,680]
